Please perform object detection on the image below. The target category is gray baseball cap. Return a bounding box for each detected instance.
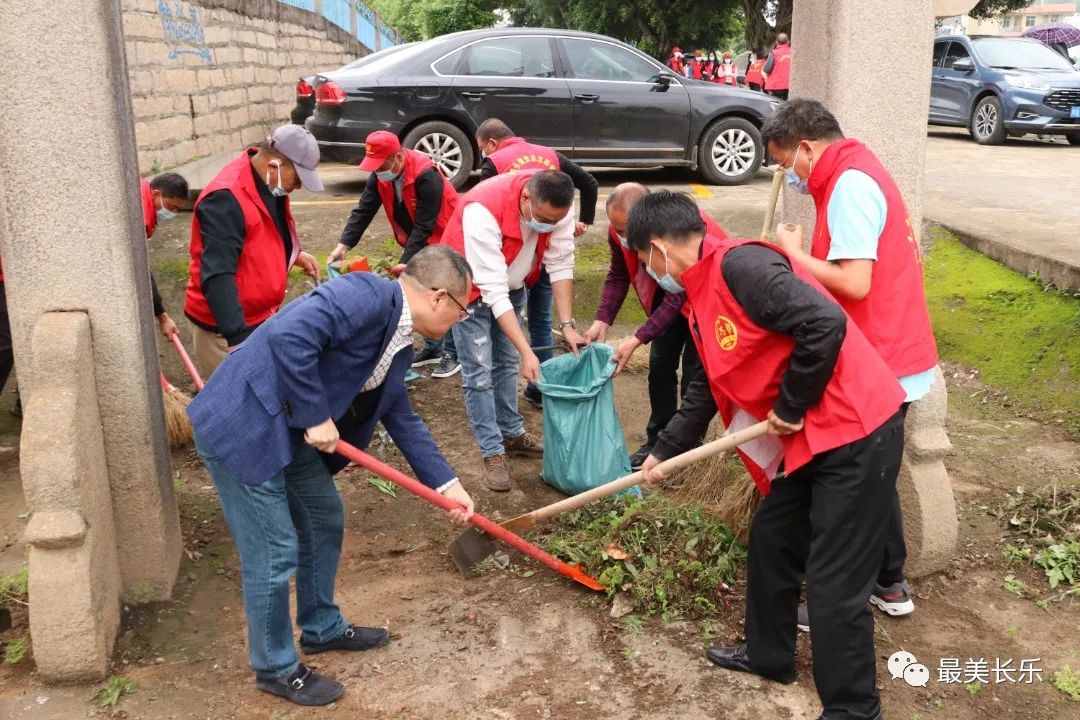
[267,124,324,192]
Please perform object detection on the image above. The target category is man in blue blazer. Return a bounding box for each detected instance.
[189,245,475,707]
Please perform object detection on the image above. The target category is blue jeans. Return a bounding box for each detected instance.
[422,328,457,358]
[194,433,348,679]
[453,287,527,458]
[526,269,553,365]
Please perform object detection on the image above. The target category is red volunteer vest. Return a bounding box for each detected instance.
[681,234,904,494]
[690,60,703,80]
[375,149,458,248]
[185,150,300,329]
[808,139,938,378]
[488,136,559,175]
[441,170,551,304]
[746,59,765,86]
[616,210,729,319]
[718,62,738,86]
[668,57,684,74]
[765,44,792,91]
[141,178,157,238]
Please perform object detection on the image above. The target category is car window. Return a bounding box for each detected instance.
[562,38,662,82]
[971,37,1075,71]
[438,37,556,78]
[932,42,948,69]
[943,42,970,69]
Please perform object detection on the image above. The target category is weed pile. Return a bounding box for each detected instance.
[997,484,1080,605]
[541,494,747,620]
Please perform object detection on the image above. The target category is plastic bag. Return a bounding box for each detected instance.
[537,344,633,495]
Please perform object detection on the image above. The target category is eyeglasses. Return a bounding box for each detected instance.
[433,287,470,321]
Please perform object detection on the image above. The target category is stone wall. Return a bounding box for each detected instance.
[122,0,374,173]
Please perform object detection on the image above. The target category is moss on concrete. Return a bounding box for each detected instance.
[924,227,1080,427]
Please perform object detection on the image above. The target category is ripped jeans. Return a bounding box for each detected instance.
[452,287,528,458]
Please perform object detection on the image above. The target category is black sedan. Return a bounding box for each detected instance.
[305,28,779,188]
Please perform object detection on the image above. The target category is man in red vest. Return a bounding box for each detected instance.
[630,191,905,720]
[442,170,586,491]
[764,33,792,100]
[185,124,322,378]
[476,118,599,406]
[141,172,189,341]
[328,130,461,376]
[745,50,766,92]
[764,99,939,627]
[585,183,728,469]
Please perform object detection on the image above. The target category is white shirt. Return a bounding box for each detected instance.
[460,202,576,318]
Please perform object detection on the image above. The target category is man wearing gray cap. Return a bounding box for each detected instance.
[184,124,324,377]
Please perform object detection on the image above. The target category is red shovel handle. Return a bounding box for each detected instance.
[335,440,603,590]
[169,333,205,390]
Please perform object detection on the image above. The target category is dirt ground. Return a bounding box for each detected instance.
[1,166,1078,719]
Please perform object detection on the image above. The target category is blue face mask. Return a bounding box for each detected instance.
[784,145,810,195]
[156,206,176,221]
[616,232,629,249]
[266,161,289,197]
[523,202,556,233]
[645,244,684,294]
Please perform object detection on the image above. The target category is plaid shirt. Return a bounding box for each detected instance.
[361,287,458,493]
[362,288,414,391]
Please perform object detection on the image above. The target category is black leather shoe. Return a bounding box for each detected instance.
[629,442,653,470]
[524,383,543,408]
[705,645,796,684]
[300,624,390,655]
[255,664,343,706]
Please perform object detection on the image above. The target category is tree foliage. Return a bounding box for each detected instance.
[368,0,498,42]
[739,0,791,56]
[970,0,1037,20]
[505,1,743,59]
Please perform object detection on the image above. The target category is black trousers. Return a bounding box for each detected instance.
[877,402,912,586]
[744,410,905,720]
[0,282,13,394]
[768,89,789,100]
[645,314,702,446]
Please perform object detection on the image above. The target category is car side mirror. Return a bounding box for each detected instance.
[655,73,676,87]
[951,58,974,73]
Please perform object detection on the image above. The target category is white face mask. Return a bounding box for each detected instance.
[266,160,287,197]
[156,206,176,221]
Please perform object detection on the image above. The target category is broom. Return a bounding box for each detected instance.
[159,372,193,448]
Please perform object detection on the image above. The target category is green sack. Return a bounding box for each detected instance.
[537,344,633,496]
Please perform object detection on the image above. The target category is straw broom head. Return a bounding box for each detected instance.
[160,380,193,448]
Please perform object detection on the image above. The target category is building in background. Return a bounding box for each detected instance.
[939,2,1079,36]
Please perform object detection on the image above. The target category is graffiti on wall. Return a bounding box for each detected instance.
[158,1,214,65]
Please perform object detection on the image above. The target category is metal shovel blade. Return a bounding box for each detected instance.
[448,526,500,573]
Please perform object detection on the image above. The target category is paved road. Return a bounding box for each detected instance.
[923,127,1080,289]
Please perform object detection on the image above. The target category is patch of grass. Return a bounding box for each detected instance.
[0,568,28,604]
[94,676,136,708]
[965,681,983,695]
[366,477,398,497]
[1003,574,1028,597]
[621,615,644,635]
[923,228,1080,431]
[1053,666,1080,702]
[541,494,746,620]
[4,637,27,664]
[998,485,1080,603]
[151,257,191,284]
[571,238,648,328]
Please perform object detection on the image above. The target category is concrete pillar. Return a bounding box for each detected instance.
[22,313,121,681]
[0,1,181,600]
[784,0,959,576]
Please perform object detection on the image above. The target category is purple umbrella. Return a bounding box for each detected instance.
[1023,22,1080,49]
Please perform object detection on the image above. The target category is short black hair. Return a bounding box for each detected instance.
[476,118,514,144]
[526,170,574,209]
[760,98,844,150]
[626,190,705,251]
[403,245,472,297]
[149,172,189,200]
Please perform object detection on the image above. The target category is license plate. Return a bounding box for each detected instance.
[1072,106,1080,118]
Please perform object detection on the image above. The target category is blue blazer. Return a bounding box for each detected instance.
[188,273,455,489]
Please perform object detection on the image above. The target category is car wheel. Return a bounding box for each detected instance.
[1067,135,1080,146]
[697,117,763,186]
[403,122,474,189]
[970,96,1006,145]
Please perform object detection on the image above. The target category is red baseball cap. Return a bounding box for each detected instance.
[358,131,401,172]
